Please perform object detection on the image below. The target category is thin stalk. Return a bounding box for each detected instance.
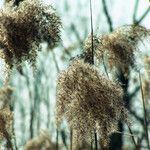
[102,0,113,32]
[127,125,138,149]
[91,137,93,150]
[139,72,150,149]
[70,129,73,150]
[52,51,60,73]
[56,128,59,150]
[133,0,139,23]
[90,1,98,149]
[136,6,150,24]
[94,132,98,150]
[90,0,94,65]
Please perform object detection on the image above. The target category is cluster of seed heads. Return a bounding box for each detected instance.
[0,0,61,80]
[56,59,129,145]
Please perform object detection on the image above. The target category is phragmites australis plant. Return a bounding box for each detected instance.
[0,0,61,81]
[56,59,129,146]
[99,25,150,71]
[84,25,150,73]
[0,86,13,149]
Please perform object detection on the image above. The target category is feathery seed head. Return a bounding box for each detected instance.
[56,59,128,145]
[0,0,61,74]
[97,25,150,71]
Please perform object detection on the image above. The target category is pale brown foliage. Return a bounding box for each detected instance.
[56,59,129,145]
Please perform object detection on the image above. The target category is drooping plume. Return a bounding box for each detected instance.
[0,0,61,78]
[97,25,150,71]
[56,59,129,145]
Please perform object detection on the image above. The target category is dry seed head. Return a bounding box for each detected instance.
[24,130,56,150]
[97,25,150,71]
[56,59,129,145]
[0,0,61,74]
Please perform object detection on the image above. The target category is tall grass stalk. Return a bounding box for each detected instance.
[89,0,98,149]
[139,72,150,149]
[70,129,73,150]
[127,125,138,150]
[94,132,98,150]
[56,128,59,150]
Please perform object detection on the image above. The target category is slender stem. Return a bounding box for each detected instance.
[90,0,94,65]
[127,125,138,150]
[70,129,73,150]
[139,72,150,149]
[90,1,98,148]
[136,6,150,24]
[133,0,139,23]
[102,0,113,32]
[91,137,93,150]
[52,51,60,73]
[56,128,59,150]
[94,132,98,150]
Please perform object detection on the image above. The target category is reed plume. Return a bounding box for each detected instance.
[56,59,129,146]
[94,25,150,71]
[0,0,61,78]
